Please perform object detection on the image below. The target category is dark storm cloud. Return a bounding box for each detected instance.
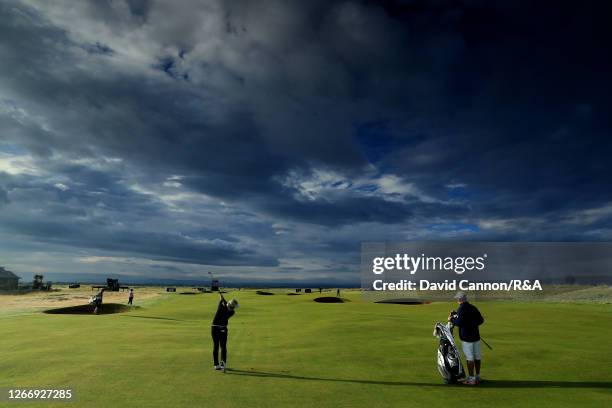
[0,168,277,266]
[0,0,445,226]
[1,216,276,266]
[0,0,611,282]
[368,0,612,223]
[0,186,8,204]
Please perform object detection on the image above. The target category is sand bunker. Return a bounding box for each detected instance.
[256,291,274,295]
[287,293,301,296]
[44,303,137,315]
[375,299,430,305]
[313,297,346,303]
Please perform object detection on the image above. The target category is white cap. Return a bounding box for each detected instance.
[454,291,467,301]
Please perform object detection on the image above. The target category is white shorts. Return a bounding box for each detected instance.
[461,340,482,361]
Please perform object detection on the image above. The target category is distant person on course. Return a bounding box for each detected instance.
[449,291,484,385]
[128,288,134,305]
[211,292,239,371]
[92,288,105,314]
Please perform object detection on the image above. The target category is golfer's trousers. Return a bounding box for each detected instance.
[211,325,228,365]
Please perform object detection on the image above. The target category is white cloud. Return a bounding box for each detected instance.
[0,152,41,175]
[446,182,467,189]
[280,166,441,204]
[476,217,542,233]
[563,203,612,226]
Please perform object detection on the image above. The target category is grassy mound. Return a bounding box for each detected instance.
[543,286,612,303]
[44,303,137,314]
[375,298,430,305]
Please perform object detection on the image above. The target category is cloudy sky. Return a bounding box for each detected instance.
[1,0,611,285]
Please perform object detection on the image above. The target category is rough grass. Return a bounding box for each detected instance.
[0,289,611,408]
[0,285,163,316]
[543,286,612,303]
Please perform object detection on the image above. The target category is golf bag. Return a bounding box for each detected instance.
[433,322,465,384]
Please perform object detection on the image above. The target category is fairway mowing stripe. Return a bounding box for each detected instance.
[228,325,247,366]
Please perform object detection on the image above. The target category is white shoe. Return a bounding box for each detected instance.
[214,365,221,370]
[220,361,226,371]
[463,376,477,385]
[475,375,481,383]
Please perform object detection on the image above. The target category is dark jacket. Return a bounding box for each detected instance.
[212,299,235,326]
[451,302,484,342]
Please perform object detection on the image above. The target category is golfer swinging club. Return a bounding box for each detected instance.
[211,291,239,371]
[449,291,484,385]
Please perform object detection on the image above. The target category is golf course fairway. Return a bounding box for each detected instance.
[1,290,611,408]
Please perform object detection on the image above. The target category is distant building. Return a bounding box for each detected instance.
[211,279,220,292]
[0,266,20,291]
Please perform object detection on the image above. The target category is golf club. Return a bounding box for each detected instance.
[480,337,493,350]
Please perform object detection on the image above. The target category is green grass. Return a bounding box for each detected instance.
[1,290,611,408]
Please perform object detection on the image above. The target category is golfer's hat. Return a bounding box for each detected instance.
[454,291,467,301]
[228,299,239,310]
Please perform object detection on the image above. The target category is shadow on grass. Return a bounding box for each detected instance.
[44,303,137,315]
[479,380,612,389]
[226,369,612,389]
[121,315,184,322]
